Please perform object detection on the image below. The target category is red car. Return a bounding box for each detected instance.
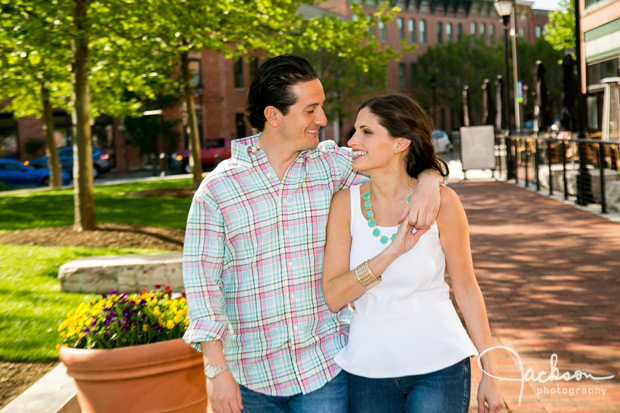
[172,137,232,173]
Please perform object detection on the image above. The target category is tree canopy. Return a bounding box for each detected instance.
[544,0,575,53]
[416,35,564,125]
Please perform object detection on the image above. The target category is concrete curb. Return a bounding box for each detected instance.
[0,363,78,413]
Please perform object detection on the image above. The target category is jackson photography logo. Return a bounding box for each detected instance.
[478,346,615,407]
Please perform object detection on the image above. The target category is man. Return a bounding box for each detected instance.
[183,55,442,413]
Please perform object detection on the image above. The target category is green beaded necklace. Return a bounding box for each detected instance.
[363,176,413,244]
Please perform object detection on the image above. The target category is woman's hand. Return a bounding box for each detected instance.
[386,221,430,258]
[477,374,503,413]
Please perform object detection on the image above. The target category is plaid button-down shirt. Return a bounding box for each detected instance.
[183,134,364,396]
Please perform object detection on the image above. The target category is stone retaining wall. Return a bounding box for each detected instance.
[58,253,183,294]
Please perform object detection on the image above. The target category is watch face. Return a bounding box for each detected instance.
[205,366,216,378]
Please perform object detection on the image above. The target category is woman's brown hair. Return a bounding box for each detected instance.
[358,94,449,178]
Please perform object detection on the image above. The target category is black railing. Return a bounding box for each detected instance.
[498,133,620,214]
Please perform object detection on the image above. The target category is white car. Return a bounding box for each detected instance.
[431,130,452,154]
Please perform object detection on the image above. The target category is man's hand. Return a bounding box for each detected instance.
[207,371,243,413]
[400,172,442,228]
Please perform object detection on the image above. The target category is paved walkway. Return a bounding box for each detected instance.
[451,180,620,412]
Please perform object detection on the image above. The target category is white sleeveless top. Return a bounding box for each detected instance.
[335,185,478,378]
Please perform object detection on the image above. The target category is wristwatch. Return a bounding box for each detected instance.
[204,363,229,379]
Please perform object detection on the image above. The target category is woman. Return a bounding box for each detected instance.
[322,95,502,413]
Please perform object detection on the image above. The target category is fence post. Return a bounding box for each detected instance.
[547,141,553,195]
[562,140,568,200]
[598,143,607,213]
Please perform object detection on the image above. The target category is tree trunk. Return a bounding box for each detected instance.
[41,84,62,188]
[72,0,96,231]
[180,50,203,189]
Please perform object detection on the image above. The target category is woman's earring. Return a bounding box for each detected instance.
[394,149,398,154]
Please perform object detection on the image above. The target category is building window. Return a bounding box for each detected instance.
[489,24,495,42]
[367,15,374,37]
[420,20,427,43]
[519,27,524,37]
[535,25,542,38]
[457,24,463,41]
[234,58,243,89]
[189,58,202,89]
[408,19,416,43]
[437,22,443,43]
[399,64,407,90]
[470,22,476,36]
[235,113,246,139]
[480,23,486,43]
[398,18,405,40]
[379,21,386,41]
[410,64,418,89]
[249,58,259,82]
[446,23,453,42]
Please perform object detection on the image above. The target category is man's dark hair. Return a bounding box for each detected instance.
[246,55,318,132]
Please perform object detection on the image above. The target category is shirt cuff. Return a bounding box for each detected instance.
[183,318,228,351]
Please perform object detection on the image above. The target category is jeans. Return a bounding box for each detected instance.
[348,358,471,413]
[238,370,348,413]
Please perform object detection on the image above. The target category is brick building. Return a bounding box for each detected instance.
[1,0,548,171]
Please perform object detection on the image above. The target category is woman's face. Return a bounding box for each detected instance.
[348,107,401,172]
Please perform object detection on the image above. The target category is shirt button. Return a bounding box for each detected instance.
[267,172,272,177]
[283,199,287,205]
[293,325,299,331]
[288,262,293,268]
[284,229,290,236]
[290,294,295,300]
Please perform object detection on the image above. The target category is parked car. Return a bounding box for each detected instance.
[0,159,71,187]
[171,137,232,173]
[431,130,452,154]
[26,146,112,178]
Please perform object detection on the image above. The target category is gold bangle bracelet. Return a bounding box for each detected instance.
[354,261,381,289]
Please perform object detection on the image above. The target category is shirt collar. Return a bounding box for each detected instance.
[231,134,261,168]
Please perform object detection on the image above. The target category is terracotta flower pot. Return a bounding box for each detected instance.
[59,338,207,413]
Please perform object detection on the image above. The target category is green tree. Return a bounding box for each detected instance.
[116,0,404,189]
[544,0,575,53]
[416,35,564,126]
[417,36,504,124]
[297,4,405,143]
[0,1,72,188]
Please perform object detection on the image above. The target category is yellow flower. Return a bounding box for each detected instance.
[166,320,175,330]
[153,307,160,316]
[142,324,148,332]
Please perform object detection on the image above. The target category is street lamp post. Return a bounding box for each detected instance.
[495,0,516,180]
[430,75,438,127]
[573,0,592,205]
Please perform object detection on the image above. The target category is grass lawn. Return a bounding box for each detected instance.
[0,244,171,362]
[0,178,194,362]
[0,178,194,231]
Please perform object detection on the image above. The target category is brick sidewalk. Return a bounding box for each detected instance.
[450,181,620,413]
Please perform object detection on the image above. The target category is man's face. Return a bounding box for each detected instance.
[277,79,327,151]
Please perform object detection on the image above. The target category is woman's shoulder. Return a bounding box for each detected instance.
[437,185,466,223]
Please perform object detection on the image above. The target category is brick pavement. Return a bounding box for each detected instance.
[451,181,620,413]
